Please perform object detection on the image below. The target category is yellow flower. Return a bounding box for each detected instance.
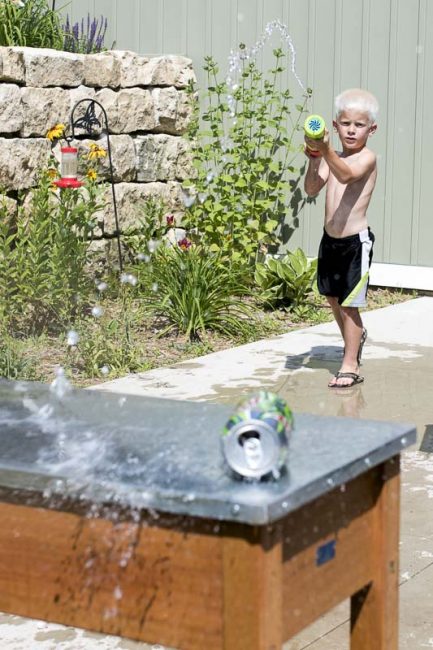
[87,142,107,160]
[46,123,66,141]
[47,168,58,179]
[86,168,98,181]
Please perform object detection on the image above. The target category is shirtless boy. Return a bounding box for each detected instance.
[304,88,378,388]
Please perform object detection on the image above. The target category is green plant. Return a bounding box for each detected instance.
[0,164,105,335]
[122,196,175,262]
[143,243,255,340]
[0,333,40,380]
[0,0,64,48]
[182,48,310,264]
[254,248,318,310]
[64,279,150,379]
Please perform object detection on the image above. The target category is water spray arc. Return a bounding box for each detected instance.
[225,18,308,118]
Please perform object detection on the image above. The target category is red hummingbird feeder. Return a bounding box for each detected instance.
[54,146,83,189]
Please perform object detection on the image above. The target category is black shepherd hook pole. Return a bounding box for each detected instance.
[69,98,123,273]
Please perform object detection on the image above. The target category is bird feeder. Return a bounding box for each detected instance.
[54,146,83,189]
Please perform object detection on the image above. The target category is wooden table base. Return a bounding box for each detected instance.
[0,457,400,649]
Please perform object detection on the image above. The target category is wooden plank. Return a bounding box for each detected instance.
[350,456,400,650]
[281,468,380,638]
[0,503,224,649]
[222,523,283,649]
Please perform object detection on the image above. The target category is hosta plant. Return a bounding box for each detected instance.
[254,247,318,310]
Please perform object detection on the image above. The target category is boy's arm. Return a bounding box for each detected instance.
[306,133,376,184]
[304,152,329,197]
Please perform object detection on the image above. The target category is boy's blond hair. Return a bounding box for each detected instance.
[335,88,379,124]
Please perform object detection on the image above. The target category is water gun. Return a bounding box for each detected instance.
[304,114,326,157]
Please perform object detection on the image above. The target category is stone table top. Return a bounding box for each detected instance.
[0,379,416,525]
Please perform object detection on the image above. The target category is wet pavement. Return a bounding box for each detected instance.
[1,297,432,649]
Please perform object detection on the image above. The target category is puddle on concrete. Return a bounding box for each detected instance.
[207,341,433,447]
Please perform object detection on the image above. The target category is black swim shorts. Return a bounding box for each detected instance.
[317,228,375,307]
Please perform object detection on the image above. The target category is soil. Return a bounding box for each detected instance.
[30,286,416,389]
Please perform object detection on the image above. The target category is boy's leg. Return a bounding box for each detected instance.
[328,306,363,387]
[326,296,344,337]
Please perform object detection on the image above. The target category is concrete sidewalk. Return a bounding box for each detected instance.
[1,297,433,648]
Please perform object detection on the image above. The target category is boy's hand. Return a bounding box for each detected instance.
[304,129,330,158]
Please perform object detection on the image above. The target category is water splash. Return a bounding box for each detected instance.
[225,19,307,119]
[50,367,72,400]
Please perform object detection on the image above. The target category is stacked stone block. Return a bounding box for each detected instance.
[0,47,196,236]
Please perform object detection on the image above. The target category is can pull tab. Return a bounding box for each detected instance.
[239,432,264,470]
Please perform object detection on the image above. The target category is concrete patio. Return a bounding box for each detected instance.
[1,296,432,649]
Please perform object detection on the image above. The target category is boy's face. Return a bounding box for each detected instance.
[333,109,377,152]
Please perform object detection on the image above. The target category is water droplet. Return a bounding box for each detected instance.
[281,501,289,510]
[364,457,372,466]
[151,282,159,292]
[231,504,240,515]
[96,281,107,292]
[120,273,137,286]
[401,437,407,446]
[91,305,104,318]
[66,329,79,346]
[181,188,196,207]
[100,365,110,376]
[326,477,335,487]
[50,367,72,399]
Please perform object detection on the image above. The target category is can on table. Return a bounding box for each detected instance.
[221,391,293,479]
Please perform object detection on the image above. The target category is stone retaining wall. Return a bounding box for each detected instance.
[0,47,196,237]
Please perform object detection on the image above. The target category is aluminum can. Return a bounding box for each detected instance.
[221,391,293,479]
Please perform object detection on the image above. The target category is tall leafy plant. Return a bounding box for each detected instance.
[0,165,104,334]
[143,243,254,340]
[0,0,64,48]
[183,48,310,264]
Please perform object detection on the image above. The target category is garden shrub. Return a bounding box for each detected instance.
[0,0,64,48]
[142,242,255,341]
[254,248,318,310]
[182,48,310,266]
[0,161,105,335]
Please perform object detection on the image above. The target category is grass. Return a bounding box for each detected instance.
[20,285,416,389]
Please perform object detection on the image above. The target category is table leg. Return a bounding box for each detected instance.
[222,523,283,650]
[350,456,400,649]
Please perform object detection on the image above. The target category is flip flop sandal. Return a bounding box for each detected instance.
[328,371,364,389]
[357,328,367,365]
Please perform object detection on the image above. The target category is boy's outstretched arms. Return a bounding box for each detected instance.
[305,131,376,186]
